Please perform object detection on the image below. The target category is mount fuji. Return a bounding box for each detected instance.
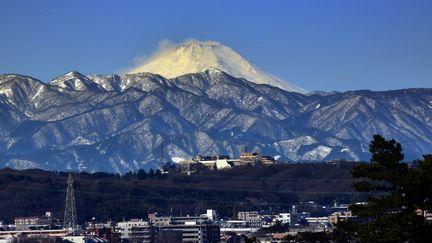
[128,40,306,93]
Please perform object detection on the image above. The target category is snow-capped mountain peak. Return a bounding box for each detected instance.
[50,71,104,91]
[128,40,306,93]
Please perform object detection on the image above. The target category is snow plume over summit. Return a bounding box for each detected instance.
[127,39,306,93]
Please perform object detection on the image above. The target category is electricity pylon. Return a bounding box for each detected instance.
[63,174,78,230]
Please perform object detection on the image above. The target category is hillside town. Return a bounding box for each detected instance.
[2,204,432,242]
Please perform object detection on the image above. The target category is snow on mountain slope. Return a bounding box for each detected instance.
[50,71,105,92]
[1,71,431,173]
[128,40,306,93]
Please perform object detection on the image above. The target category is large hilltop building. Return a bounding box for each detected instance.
[179,152,276,173]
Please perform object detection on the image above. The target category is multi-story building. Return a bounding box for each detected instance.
[150,211,220,243]
[199,156,239,170]
[305,217,329,225]
[220,219,260,239]
[14,212,53,230]
[159,221,220,243]
[275,206,310,226]
[0,229,67,240]
[115,219,157,243]
[239,152,275,165]
[188,155,241,170]
[239,152,262,165]
[150,215,209,227]
[275,213,291,225]
[237,211,261,228]
[240,152,275,164]
[179,152,276,173]
[205,210,217,221]
[84,222,120,242]
[237,211,259,221]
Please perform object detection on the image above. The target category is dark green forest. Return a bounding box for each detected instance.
[0,162,362,224]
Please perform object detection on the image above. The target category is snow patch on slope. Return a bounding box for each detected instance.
[50,71,103,91]
[6,159,40,170]
[0,88,12,98]
[302,145,332,161]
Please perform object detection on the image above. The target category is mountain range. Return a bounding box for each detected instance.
[1,68,431,173]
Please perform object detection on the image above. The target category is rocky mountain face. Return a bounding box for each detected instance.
[0,70,431,173]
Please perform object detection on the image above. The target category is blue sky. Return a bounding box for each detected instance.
[0,0,431,91]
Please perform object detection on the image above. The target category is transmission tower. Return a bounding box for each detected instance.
[63,174,78,230]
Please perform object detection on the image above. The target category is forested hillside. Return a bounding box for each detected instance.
[0,162,360,223]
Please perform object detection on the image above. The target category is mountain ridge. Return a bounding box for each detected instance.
[0,70,431,173]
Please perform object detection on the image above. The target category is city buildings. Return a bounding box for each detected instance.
[0,200,365,242]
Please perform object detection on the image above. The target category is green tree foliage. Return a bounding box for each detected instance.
[338,135,432,242]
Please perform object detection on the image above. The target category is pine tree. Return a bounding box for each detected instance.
[338,135,432,242]
[137,168,147,180]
